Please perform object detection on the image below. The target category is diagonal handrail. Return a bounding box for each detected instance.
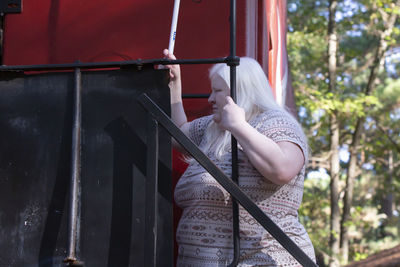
[138,93,317,267]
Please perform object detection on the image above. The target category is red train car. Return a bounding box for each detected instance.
[1,0,294,266]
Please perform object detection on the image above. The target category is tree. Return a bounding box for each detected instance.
[327,1,341,266]
[340,0,400,263]
[287,0,400,265]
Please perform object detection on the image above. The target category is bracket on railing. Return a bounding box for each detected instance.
[0,0,22,14]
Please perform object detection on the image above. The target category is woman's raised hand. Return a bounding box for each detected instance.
[214,95,246,132]
[163,49,182,98]
[162,49,189,140]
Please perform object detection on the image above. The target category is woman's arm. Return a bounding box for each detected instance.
[215,96,304,185]
[163,49,190,149]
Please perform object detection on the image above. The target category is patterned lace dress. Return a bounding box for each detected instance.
[174,109,316,267]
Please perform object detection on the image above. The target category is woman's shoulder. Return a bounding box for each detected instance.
[188,115,214,146]
[190,115,213,128]
[252,109,307,143]
[252,109,299,127]
[253,109,309,159]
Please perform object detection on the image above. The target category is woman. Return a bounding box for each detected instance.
[164,49,316,266]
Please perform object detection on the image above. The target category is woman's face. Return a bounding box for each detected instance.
[208,76,230,116]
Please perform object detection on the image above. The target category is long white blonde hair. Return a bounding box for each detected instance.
[200,57,288,159]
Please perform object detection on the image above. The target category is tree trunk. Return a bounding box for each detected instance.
[327,1,340,266]
[382,150,394,218]
[340,119,362,264]
[339,2,400,264]
[329,114,341,267]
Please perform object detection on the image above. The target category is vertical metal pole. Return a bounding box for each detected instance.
[145,115,159,267]
[64,68,84,266]
[228,0,240,266]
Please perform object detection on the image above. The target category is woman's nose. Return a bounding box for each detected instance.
[208,93,215,104]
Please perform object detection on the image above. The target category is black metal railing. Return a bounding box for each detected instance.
[228,1,240,264]
[64,67,84,267]
[145,114,159,266]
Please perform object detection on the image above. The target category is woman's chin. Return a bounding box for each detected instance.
[212,114,220,123]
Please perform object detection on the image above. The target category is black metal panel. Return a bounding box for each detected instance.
[0,68,173,267]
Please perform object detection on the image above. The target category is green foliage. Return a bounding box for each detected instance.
[374,78,400,108]
[288,0,329,34]
[299,177,331,254]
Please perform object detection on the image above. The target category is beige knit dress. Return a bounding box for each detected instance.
[174,109,316,267]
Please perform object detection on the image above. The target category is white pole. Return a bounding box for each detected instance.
[168,0,181,54]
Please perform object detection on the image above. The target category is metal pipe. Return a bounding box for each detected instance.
[0,57,235,72]
[64,68,84,266]
[182,93,210,99]
[227,0,240,266]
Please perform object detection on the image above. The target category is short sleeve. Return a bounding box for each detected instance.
[253,110,309,162]
[188,115,213,146]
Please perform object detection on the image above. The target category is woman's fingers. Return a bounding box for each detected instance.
[163,49,169,57]
[162,49,179,79]
[161,49,182,95]
[163,49,176,60]
[225,96,234,105]
[214,96,245,131]
[214,95,231,110]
